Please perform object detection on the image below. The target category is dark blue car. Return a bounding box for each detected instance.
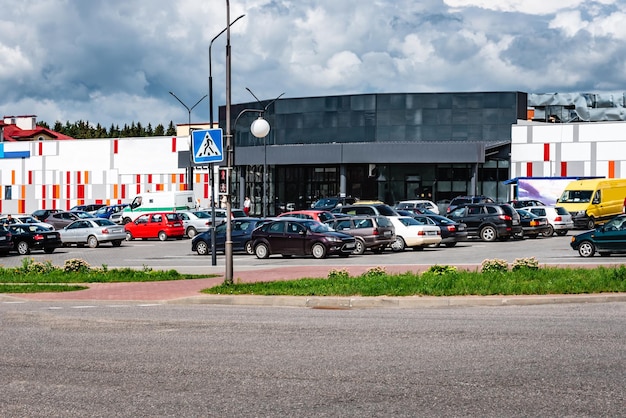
[570,214,626,257]
[191,217,269,255]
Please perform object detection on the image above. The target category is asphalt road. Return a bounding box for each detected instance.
[1,301,624,417]
[0,233,617,275]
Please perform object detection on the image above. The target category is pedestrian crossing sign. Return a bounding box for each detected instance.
[191,129,223,164]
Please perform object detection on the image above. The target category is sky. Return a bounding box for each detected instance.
[0,0,624,129]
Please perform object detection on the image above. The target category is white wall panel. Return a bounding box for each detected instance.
[531,124,574,143]
[511,126,528,144]
[510,143,544,162]
[596,141,626,161]
[561,143,591,161]
[578,122,626,141]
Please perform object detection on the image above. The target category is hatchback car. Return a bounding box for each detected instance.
[251,218,356,259]
[395,200,440,215]
[32,209,61,222]
[522,205,574,236]
[59,218,126,248]
[570,214,626,257]
[387,216,441,251]
[418,214,468,247]
[92,204,129,220]
[124,212,185,241]
[46,211,96,230]
[278,210,335,223]
[177,210,212,238]
[325,215,395,254]
[516,209,551,239]
[6,224,62,255]
[446,195,495,214]
[0,214,54,230]
[447,203,521,242]
[192,217,270,255]
[508,199,546,209]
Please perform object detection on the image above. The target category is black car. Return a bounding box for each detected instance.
[251,218,356,259]
[516,209,551,239]
[191,217,270,255]
[7,224,63,255]
[447,203,521,242]
[446,195,495,214]
[312,196,357,210]
[570,214,626,257]
[0,226,13,255]
[418,214,468,247]
[32,209,61,222]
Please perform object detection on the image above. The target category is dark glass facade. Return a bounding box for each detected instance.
[220,92,525,215]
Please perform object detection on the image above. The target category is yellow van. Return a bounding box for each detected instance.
[556,178,626,229]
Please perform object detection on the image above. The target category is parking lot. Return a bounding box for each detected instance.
[0,233,616,275]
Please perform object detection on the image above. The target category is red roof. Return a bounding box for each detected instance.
[2,124,74,141]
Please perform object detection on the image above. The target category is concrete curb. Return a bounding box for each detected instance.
[166,292,626,309]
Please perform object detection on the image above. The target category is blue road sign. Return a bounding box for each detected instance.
[192,129,223,164]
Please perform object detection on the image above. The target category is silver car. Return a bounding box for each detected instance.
[522,205,574,236]
[59,218,126,248]
[177,210,212,238]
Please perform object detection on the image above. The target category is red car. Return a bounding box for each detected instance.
[124,212,185,241]
[278,210,335,223]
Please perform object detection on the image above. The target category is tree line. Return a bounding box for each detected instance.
[38,120,179,138]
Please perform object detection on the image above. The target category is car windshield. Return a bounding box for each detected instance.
[558,190,593,203]
[314,198,337,208]
[93,219,115,226]
[302,220,332,233]
[76,212,94,218]
[375,205,398,216]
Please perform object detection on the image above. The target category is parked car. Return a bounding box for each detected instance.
[0,226,13,255]
[416,214,468,248]
[6,224,62,255]
[177,210,212,238]
[124,212,185,241]
[387,216,441,251]
[325,215,395,254]
[395,200,440,215]
[32,209,61,222]
[59,218,126,248]
[312,196,357,210]
[570,214,626,257]
[278,210,335,223]
[446,195,495,214]
[251,218,356,259]
[0,214,54,230]
[70,204,107,213]
[331,204,399,217]
[508,199,546,209]
[192,217,270,255]
[521,205,574,237]
[46,211,96,230]
[446,203,522,242]
[92,204,129,220]
[516,209,551,239]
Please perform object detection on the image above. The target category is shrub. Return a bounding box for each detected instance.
[426,265,458,275]
[64,258,91,273]
[328,268,350,280]
[361,266,387,278]
[17,258,59,274]
[481,258,509,273]
[512,257,539,271]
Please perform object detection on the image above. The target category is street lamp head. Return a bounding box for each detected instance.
[250,117,270,138]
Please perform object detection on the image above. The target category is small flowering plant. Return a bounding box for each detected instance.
[328,268,350,280]
[512,257,539,271]
[481,258,509,273]
[426,265,458,275]
[361,266,387,278]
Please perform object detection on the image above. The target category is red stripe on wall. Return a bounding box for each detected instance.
[42,185,46,199]
[18,200,25,213]
[122,184,126,199]
[526,162,533,177]
[543,143,550,161]
[66,171,71,184]
[39,142,43,156]
[136,184,141,194]
[561,162,567,176]
[136,174,141,184]
[148,174,153,184]
[77,185,85,199]
[114,139,118,154]
[66,184,71,200]
[28,171,33,184]
[204,183,209,199]
[172,137,177,152]
[77,171,82,184]
[180,174,185,184]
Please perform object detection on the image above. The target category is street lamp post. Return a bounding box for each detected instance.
[168,91,208,190]
[209,13,244,267]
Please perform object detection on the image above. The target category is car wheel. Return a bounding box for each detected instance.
[391,236,406,252]
[196,241,209,256]
[587,218,595,230]
[17,241,30,255]
[158,231,168,241]
[43,247,55,254]
[480,226,497,242]
[352,239,366,255]
[255,243,270,259]
[312,243,327,259]
[112,240,123,247]
[578,241,596,257]
[244,240,254,255]
[555,230,568,236]
[445,242,457,248]
[122,217,132,224]
[186,227,197,238]
[542,225,554,237]
[87,235,99,248]
[126,232,133,241]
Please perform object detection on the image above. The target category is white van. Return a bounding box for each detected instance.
[119,191,195,224]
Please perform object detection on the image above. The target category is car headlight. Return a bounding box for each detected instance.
[576,211,586,217]
[327,236,341,242]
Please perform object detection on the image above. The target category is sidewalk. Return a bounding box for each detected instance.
[4,264,626,308]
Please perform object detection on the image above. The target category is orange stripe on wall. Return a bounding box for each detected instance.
[53,185,60,199]
[113,184,119,199]
[608,161,615,178]
[171,174,177,184]
[84,171,90,184]
[21,185,26,200]
[12,170,16,185]
[18,200,25,213]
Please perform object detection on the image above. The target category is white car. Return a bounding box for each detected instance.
[388,216,441,251]
[0,214,54,230]
[522,205,574,236]
[395,200,440,214]
[177,210,212,238]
